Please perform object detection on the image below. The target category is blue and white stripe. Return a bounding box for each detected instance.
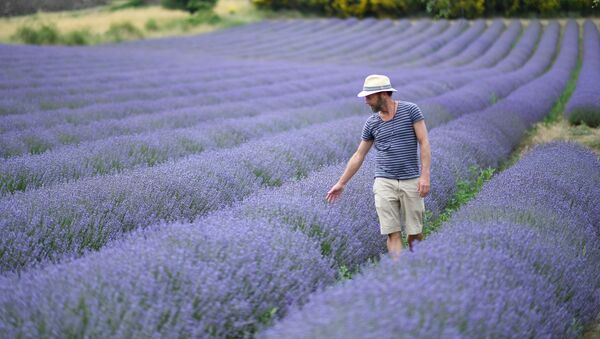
[361,101,424,180]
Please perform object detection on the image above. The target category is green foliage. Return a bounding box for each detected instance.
[252,0,599,17]
[252,0,423,17]
[484,0,521,15]
[423,166,495,236]
[12,22,61,45]
[62,29,94,45]
[145,18,160,31]
[252,168,282,187]
[25,136,53,155]
[568,108,600,128]
[328,0,404,18]
[161,0,218,13]
[523,0,560,14]
[0,174,30,195]
[337,265,353,280]
[11,21,95,45]
[186,10,221,25]
[336,258,377,281]
[423,0,485,18]
[258,307,278,326]
[105,22,144,42]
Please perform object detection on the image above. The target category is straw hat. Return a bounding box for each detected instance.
[357,74,397,97]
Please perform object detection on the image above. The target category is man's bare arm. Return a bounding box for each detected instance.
[414,119,431,197]
[326,139,373,203]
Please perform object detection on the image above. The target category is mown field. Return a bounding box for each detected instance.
[0,18,599,338]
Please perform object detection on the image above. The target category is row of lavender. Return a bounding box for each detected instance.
[123,19,449,65]
[0,20,528,195]
[566,20,600,127]
[0,20,556,272]
[262,20,594,337]
[0,20,538,196]
[0,20,580,338]
[0,19,474,118]
[0,20,507,142]
[233,18,577,272]
[0,56,503,158]
[0,65,362,133]
[263,140,600,338]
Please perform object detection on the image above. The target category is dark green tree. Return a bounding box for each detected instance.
[161,0,218,13]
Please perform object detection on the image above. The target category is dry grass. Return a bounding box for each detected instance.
[514,118,600,159]
[0,0,269,43]
[0,6,187,41]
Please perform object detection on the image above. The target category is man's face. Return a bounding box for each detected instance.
[365,93,385,113]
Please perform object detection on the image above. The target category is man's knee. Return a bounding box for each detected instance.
[387,231,402,240]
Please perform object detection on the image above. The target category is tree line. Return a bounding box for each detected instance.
[252,0,599,18]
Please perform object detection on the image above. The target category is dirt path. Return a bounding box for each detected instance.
[583,312,600,338]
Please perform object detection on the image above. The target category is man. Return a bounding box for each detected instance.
[326,74,431,259]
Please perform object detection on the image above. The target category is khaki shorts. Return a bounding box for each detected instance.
[373,177,425,235]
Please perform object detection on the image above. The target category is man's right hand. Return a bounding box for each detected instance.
[326,182,345,203]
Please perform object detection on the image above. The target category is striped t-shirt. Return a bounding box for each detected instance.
[361,100,424,180]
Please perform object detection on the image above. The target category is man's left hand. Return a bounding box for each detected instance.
[417,176,430,198]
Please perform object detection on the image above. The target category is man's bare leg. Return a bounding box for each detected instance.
[408,233,424,252]
[387,231,402,260]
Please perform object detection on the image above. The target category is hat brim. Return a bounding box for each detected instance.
[357,88,397,97]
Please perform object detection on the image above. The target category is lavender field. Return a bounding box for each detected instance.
[1,18,599,338]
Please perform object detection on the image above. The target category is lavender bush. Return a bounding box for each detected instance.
[0,44,562,272]
[435,20,506,67]
[0,35,581,332]
[0,213,336,338]
[0,18,593,338]
[413,20,486,66]
[262,141,599,338]
[234,20,579,269]
[0,19,570,272]
[0,20,529,158]
[0,99,364,194]
[565,20,600,127]
[0,30,552,195]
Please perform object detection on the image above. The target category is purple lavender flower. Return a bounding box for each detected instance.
[0,19,590,339]
[0,214,336,338]
[261,142,600,338]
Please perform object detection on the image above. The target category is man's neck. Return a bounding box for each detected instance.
[379,99,397,120]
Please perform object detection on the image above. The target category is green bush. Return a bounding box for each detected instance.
[523,0,560,14]
[423,0,485,18]
[145,18,160,31]
[105,22,144,42]
[253,0,423,17]
[568,108,600,128]
[251,0,598,17]
[331,0,413,18]
[560,0,598,14]
[161,0,218,13]
[252,0,312,12]
[62,29,94,45]
[12,23,61,45]
[483,0,520,15]
[187,10,221,25]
